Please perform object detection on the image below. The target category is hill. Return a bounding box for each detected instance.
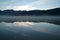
[0,7,60,16]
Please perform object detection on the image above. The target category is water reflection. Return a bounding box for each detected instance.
[0,22,60,40]
[0,16,60,40]
[0,22,33,27]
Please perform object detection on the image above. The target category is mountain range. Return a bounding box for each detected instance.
[0,7,60,16]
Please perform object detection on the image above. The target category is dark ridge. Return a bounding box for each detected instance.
[0,7,60,16]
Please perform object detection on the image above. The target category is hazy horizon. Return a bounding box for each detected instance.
[0,7,60,11]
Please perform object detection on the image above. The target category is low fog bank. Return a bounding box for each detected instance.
[0,16,60,25]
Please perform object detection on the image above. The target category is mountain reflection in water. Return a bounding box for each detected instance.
[0,22,60,40]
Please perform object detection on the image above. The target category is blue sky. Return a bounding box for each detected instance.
[0,0,60,10]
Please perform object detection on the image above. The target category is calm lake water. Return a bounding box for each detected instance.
[0,16,60,40]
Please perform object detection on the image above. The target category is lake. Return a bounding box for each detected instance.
[0,16,60,40]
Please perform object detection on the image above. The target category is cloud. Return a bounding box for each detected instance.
[32,0,49,5]
[6,5,37,10]
[0,0,49,10]
[29,0,60,10]
[0,0,60,10]
[4,0,49,10]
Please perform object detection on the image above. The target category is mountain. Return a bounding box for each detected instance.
[0,7,60,16]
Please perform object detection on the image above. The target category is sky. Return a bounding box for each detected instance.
[0,0,60,10]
